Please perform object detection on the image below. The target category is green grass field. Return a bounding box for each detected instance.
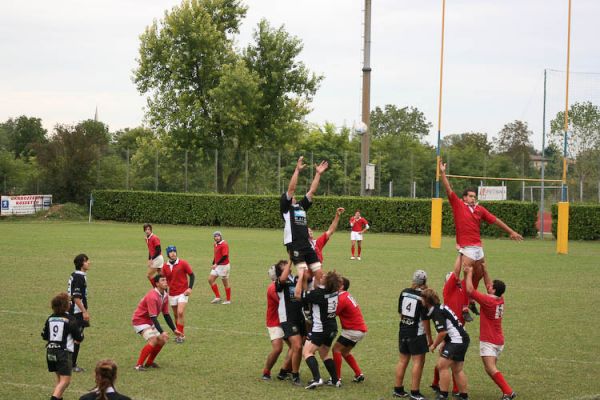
[2,220,599,400]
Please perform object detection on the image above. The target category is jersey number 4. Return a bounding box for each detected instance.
[401,297,418,318]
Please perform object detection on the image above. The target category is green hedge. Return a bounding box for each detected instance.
[92,190,538,237]
[551,203,600,240]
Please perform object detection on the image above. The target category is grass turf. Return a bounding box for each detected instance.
[1,220,599,400]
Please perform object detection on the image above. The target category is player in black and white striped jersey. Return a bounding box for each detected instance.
[421,288,470,400]
[42,292,84,400]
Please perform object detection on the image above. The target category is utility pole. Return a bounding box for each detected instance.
[360,0,372,196]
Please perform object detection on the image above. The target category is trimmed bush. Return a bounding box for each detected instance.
[551,203,600,240]
[92,190,538,237]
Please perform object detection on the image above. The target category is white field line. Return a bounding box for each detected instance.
[535,357,600,365]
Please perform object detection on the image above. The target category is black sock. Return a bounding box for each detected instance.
[394,386,405,393]
[411,390,421,395]
[279,368,290,375]
[323,358,338,382]
[292,372,300,380]
[305,356,321,381]
[51,397,61,400]
[460,393,469,399]
[72,342,81,367]
[440,391,449,398]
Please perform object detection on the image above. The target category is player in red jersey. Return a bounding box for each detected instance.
[262,260,292,381]
[464,265,516,400]
[162,245,195,343]
[349,210,369,260]
[308,207,345,264]
[439,161,522,315]
[143,223,163,283]
[208,231,231,304]
[131,274,181,370]
[332,277,368,384]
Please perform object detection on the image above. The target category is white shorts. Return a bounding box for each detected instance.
[133,324,160,341]
[294,262,322,273]
[480,341,504,357]
[340,329,366,343]
[351,231,363,241]
[267,326,285,341]
[168,293,189,306]
[150,255,164,269]
[210,264,230,278]
[459,246,485,261]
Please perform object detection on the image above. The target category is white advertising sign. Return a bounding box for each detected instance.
[477,186,506,201]
[365,163,376,190]
[1,195,52,216]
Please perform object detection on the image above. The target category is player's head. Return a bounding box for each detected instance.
[94,359,118,394]
[354,210,361,218]
[323,270,342,293]
[269,260,287,281]
[51,292,70,314]
[420,288,441,308]
[412,269,427,289]
[492,279,506,297]
[341,277,350,291]
[143,223,153,235]
[308,228,314,240]
[154,274,168,289]
[73,253,89,271]
[166,245,177,260]
[213,231,222,242]
[462,187,477,206]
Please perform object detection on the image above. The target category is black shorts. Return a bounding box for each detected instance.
[399,334,428,355]
[336,335,357,348]
[47,348,72,376]
[281,320,306,339]
[441,340,469,362]
[308,330,337,347]
[288,247,320,267]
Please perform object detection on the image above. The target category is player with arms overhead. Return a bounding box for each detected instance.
[281,155,328,299]
[349,210,369,260]
[309,207,345,264]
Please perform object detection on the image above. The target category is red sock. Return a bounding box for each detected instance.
[432,367,440,386]
[211,284,221,298]
[225,287,231,301]
[452,377,458,393]
[145,343,163,366]
[263,368,271,376]
[358,247,362,256]
[351,246,355,256]
[136,344,154,366]
[492,371,513,395]
[176,323,184,335]
[343,353,362,376]
[333,351,343,379]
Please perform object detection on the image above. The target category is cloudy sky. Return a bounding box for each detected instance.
[2,0,599,149]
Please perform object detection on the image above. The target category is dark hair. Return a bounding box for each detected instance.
[274,260,286,277]
[94,359,118,400]
[421,288,441,307]
[342,277,350,291]
[462,187,477,197]
[73,254,89,270]
[143,223,152,232]
[153,274,164,284]
[51,292,70,314]
[324,271,342,294]
[493,280,506,297]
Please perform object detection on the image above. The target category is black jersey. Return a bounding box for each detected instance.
[67,270,88,314]
[275,275,304,323]
[398,288,429,337]
[41,313,83,352]
[280,193,312,251]
[80,390,132,400]
[303,288,338,333]
[429,304,469,344]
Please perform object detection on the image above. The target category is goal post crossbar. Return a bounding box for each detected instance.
[445,174,562,183]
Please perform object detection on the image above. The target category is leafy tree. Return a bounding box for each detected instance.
[112,126,156,156]
[0,149,40,194]
[442,132,492,154]
[494,120,535,175]
[0,116,47,158]
[369,105,432,140]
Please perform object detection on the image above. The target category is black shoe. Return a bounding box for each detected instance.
[393,389,409,398]
[410,392,427,400]
[262,374,271,381]
[305,378,323,389]
[462,310,474,322]
[436,395,448,400]
[277,372,290,380]
[430,384,440,394]
[501,392,517,400]
[469,302,479,316]
[144,362,160,369]
[353,374,365,383]
[291,376,302,386]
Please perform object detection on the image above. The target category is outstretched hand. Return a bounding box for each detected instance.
[336,207,345,215]
[315,160,329,174]
[439,161,446,174]
[510,231,523,241]
[296,156,307,171]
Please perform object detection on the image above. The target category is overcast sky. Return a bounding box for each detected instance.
[2,0,599,149]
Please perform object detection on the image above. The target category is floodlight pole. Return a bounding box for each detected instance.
[360,0,372,196]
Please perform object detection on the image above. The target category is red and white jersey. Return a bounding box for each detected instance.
[266,282,280,328]
[448,192,496,247]
[213,240,230,265]
[443,273,469,325]
[471,289,505,345]
[350,217,369,232]
[310,232,329,263]
[146,233,161,258]
[336,291,368,332]
[162,258,193,296]
[131,288,169,326]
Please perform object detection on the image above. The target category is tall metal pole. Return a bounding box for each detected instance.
[184,150,188,192]
[561,0,572,202]
[277,151,281,194]
[126,148,130,190]
[540,69,547,239]
[435,0,447,198]
[154,149,159,192]
[360,0,372,196]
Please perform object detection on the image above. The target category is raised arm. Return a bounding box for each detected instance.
[287,156,306,198]
[439,160,453,197]
[279,259,292,283]
[325,207,345,238]
[494,218,523,241]
[306,160,329,199]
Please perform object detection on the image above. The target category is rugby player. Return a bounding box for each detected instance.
[162,245,195,343]
[208,231,231,304]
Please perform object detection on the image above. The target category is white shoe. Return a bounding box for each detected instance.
[350,256,356,260]
[210,297,221,304]
[222,300,231,305]
[357,257,361,261]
